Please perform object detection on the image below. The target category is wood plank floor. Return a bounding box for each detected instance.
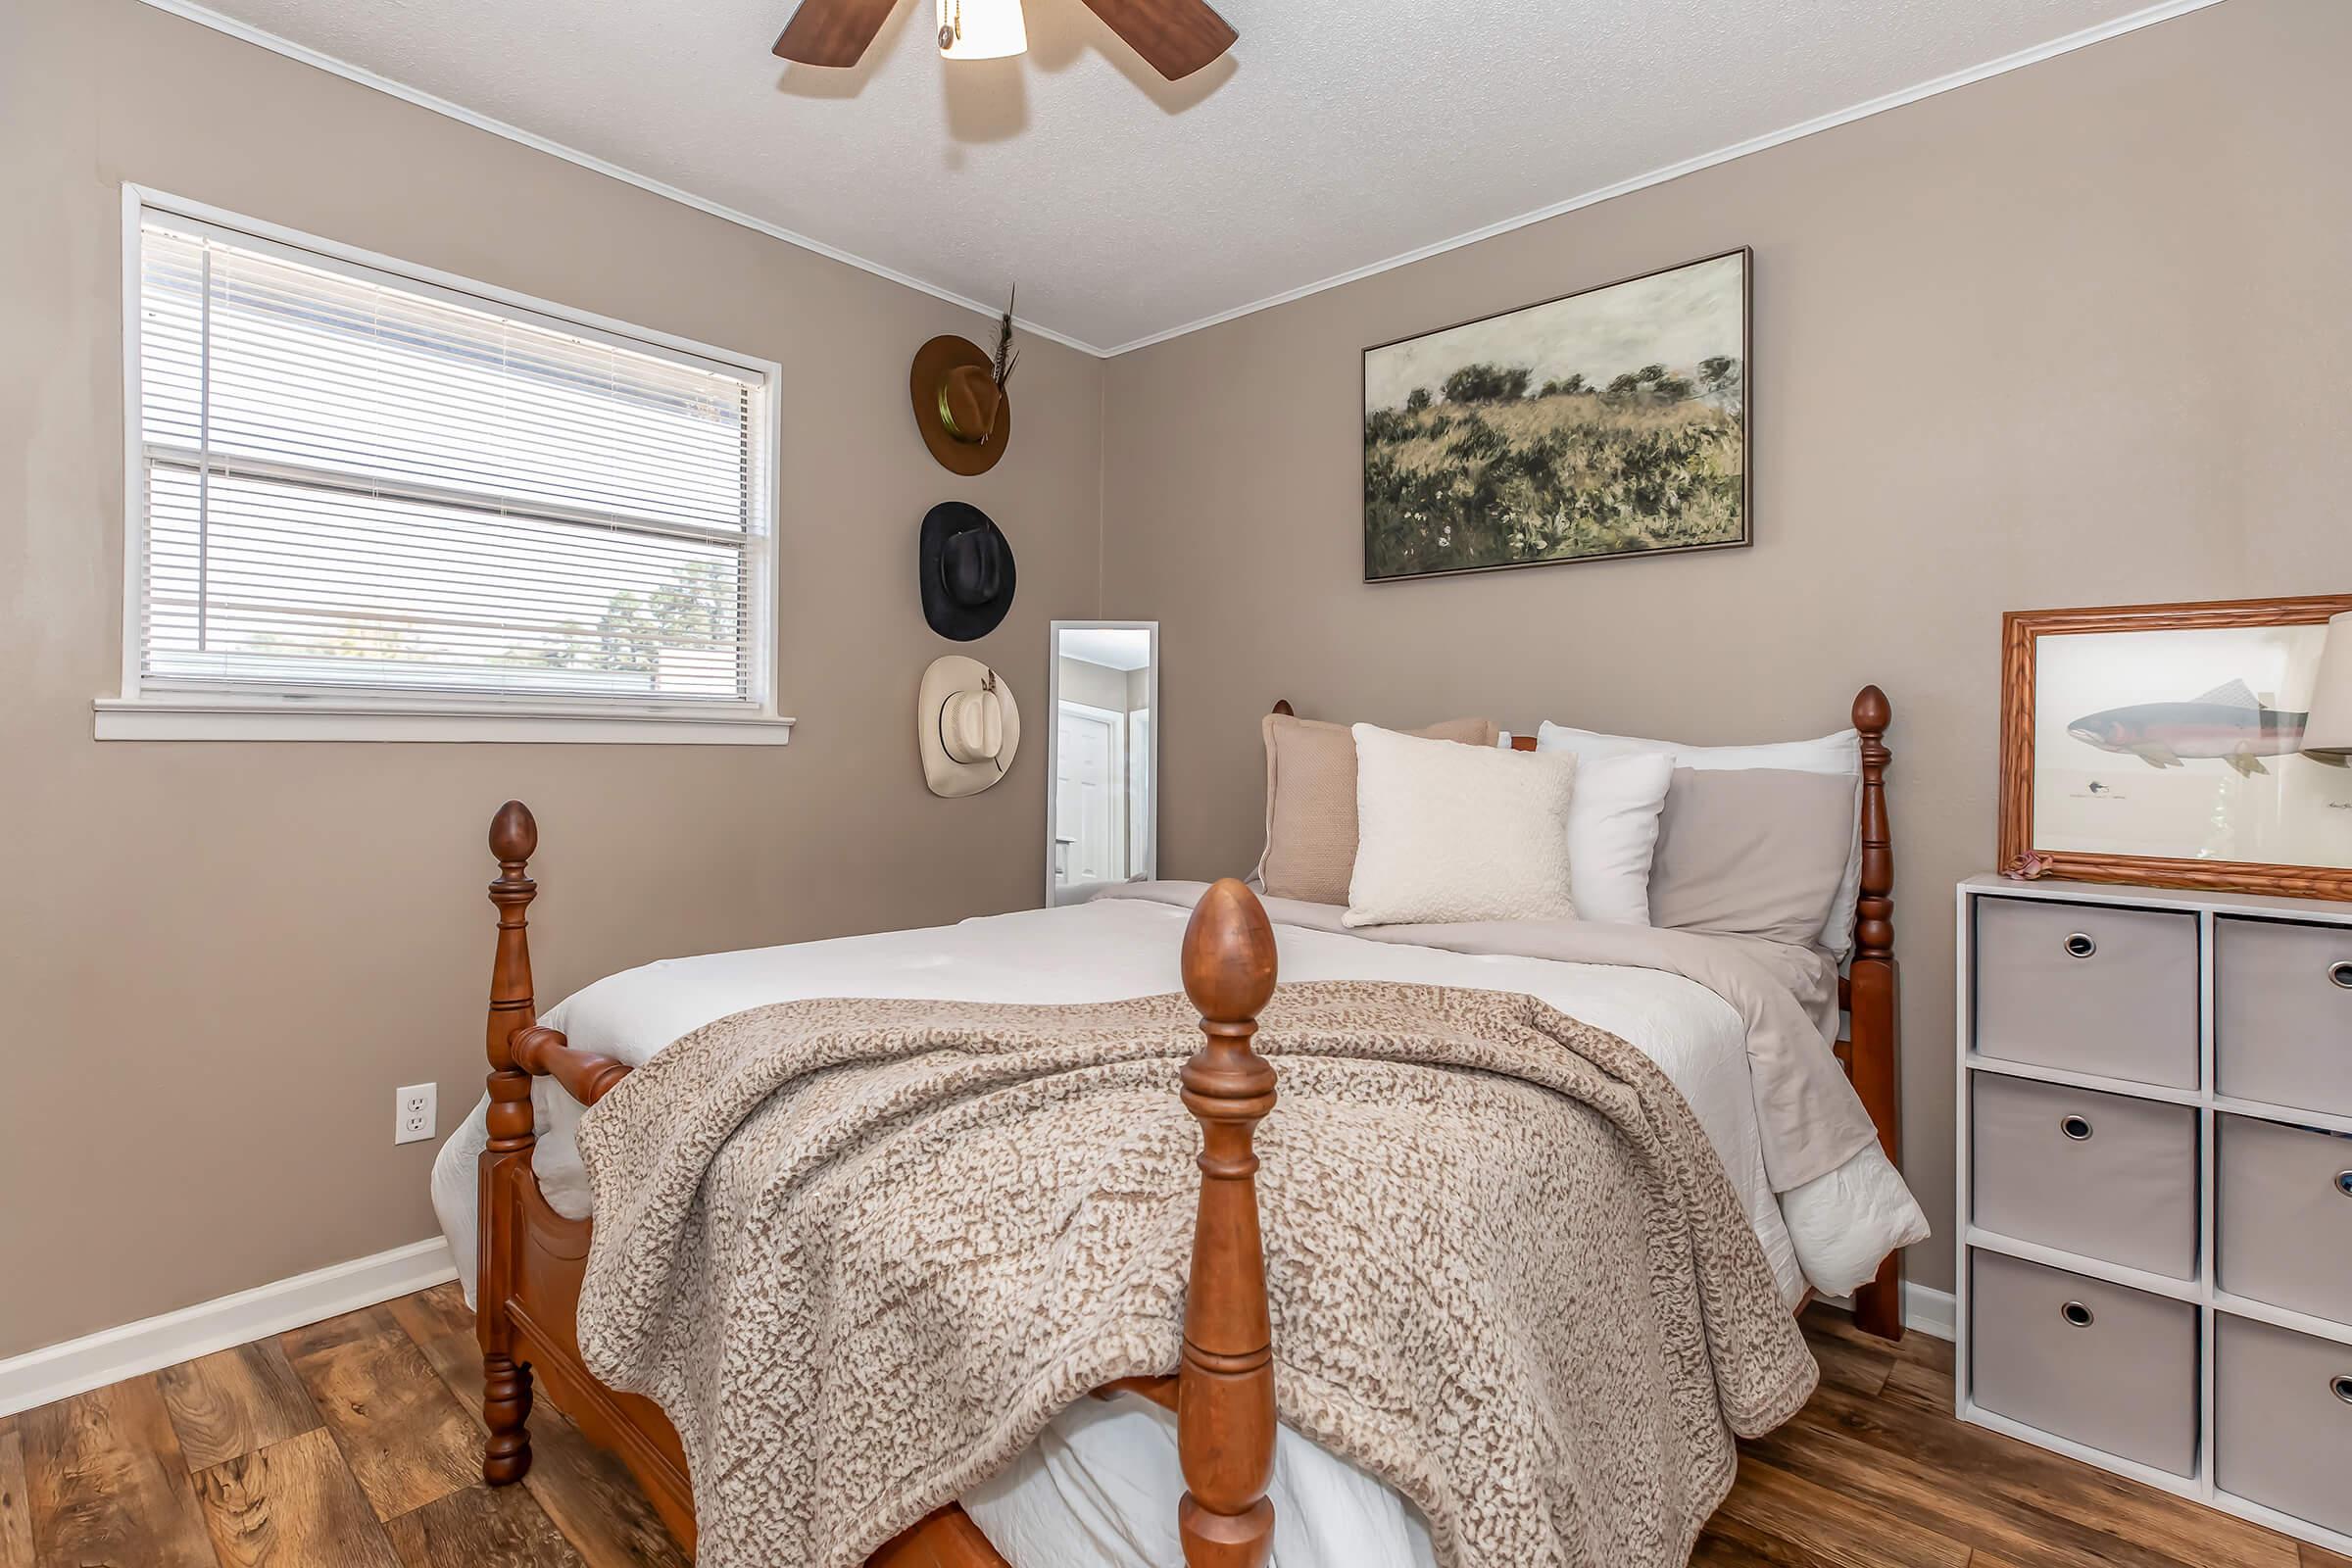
[3,1293,2343,1568]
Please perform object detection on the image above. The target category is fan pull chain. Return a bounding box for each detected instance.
[938,0,960,51]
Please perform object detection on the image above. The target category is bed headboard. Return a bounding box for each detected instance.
[1270,686,1906,1337]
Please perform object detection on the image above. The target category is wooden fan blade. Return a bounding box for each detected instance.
[773,0,902,67]
[1076,0,1237,79]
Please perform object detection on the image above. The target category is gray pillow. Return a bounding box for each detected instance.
[1648,767,1860,947]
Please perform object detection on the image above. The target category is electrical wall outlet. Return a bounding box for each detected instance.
[396,1083,437,1146]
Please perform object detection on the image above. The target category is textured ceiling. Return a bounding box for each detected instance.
[167,0,2184,352]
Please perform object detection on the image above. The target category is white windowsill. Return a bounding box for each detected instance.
[93,697,796,745]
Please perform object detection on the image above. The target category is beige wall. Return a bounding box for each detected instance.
[0,0,1103,1357]
[7,0,2344,1356]
[1102,0,2352,1295]
[1057,657,1135,713]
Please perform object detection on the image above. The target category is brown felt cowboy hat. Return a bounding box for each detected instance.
[909,334,1013,476]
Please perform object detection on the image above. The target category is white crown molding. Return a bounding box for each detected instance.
[134,0,2222,360]
[1096,0,2228,355]
[126,0,1100,356]
[0,1238,458,1416]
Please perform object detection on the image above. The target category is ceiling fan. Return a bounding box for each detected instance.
[773,0,1237,81]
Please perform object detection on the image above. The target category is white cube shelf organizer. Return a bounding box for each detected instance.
[1957,874,2352,1557]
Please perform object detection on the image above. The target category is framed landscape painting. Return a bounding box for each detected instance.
[1362,248,1750,583]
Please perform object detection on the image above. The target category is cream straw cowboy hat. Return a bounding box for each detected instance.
[918,656,1021,798]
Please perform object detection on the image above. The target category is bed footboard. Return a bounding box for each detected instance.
[475,804,698,1547]
[473,807,1285,1565]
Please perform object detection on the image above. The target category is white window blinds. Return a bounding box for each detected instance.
[131,210,771,711]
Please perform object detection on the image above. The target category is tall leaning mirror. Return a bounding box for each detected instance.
[1047,620,1157,906]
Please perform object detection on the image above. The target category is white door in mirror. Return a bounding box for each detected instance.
[1047,621,1157,906]
[396,1083,437,1145]
[1057,706,1123,885]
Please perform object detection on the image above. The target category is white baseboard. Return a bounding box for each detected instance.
[1821,1280,1957,1342]
[1904,1282,1957,1341]
[0,1238,458,1418]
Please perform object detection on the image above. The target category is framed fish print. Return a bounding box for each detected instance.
[1998,595,2352,899]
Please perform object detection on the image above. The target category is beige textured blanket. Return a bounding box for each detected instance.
[574,982,1817,1568]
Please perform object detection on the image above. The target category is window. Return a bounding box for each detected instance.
[101,190,785,743]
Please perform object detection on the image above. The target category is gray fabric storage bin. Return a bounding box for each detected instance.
[1974,1074,2197,1278]
[2215,1313,2352,1537]
[2216,917,2352,1116]
[1969,1250,2198,1476]
[2218,1113,2352,1326]
[1973,898,2199,1089]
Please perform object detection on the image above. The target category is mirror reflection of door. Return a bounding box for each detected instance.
[1049,622,1156,906]
[1056,703,1122,884]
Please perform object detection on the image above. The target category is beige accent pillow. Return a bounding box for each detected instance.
[1346,724,1579,927]
[1256,711,1498,905]
[1648,767,1860,946]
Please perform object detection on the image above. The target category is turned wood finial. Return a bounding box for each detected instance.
[490,799,538,866]
[1175,878,1279,1568]
[1182,877,1279,1029]
[1851,688,1894,962]
[1852,683,1890,738]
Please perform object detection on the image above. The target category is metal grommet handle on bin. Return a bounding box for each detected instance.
[2330,959,2352,990]
[2061,1300,2094,1328]
[2336,1169,2352,1199]
[2333,1374,2352,1405]
[2065,932,2097,958]
[2061,1115,2094,1142]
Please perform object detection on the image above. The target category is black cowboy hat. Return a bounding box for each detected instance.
[918,502,1016,641]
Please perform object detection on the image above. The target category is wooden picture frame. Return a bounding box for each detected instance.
[1997,595,2352,899]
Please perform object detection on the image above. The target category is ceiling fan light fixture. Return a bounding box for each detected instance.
[937,0,1027,60]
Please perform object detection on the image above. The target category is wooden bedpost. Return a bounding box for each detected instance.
[1175,878,1281,1568]
[1847,689,1907,1343]
[480,801,540,1484]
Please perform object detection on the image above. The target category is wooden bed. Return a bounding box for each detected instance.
[471,686,1904,1566]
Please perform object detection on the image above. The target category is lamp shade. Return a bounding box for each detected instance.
[2303,611,2352,761]
[939,0,1026,59]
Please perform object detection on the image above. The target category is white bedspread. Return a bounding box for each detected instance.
[430,896,1926,1568]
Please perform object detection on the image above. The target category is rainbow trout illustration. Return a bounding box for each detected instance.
[2068,679,2346,777]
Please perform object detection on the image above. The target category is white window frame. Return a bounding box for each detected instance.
[98,186,790,745]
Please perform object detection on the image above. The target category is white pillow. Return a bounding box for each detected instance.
[1564,752,1673,925]
[1537,721,1863,957]
[1347,724,1579,927]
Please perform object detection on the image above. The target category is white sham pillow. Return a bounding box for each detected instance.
[1536,721,1863,957]
[1563,751,1674,926]
[1347,724,1579,927]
